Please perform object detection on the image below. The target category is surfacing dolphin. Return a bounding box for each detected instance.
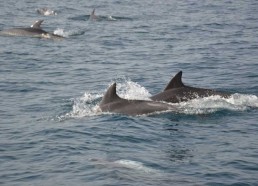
[151,71,231,103]
[0,20,63,39]
[89,9,98,20]
[99,83,177,116]
[89,9,116,21]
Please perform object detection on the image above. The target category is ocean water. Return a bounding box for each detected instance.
[1,0,258,185]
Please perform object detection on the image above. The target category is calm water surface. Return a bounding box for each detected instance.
[1,0,258,185]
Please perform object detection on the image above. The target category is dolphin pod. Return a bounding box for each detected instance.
[99,71,232,116]
[0,20,63,39]
[0,8,115,40]
[99,83,178,116]
[151,71,231,103]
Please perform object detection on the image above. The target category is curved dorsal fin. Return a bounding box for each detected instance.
[164,71,185,91]
[30,20,44,28]
[100,83,121,105]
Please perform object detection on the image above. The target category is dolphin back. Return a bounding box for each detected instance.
[0,27,46,37]
[0,20,64,39]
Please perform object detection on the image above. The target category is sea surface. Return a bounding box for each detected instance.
[1,0,258,185]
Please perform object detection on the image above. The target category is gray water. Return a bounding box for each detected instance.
[1,0,258,185]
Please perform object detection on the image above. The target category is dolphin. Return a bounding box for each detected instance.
[89,9,98,20]
[89,9,116,21]
[99,83,177,116]
[151,71,231,103]
[0,20,63,39]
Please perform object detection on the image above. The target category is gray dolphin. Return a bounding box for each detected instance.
[99,83,177,116]
[151,71,231,103]
[89,9,116,21]
[0,20,63,39]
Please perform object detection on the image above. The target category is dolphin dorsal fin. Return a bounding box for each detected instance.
[100,83,121,105]
[31,20,44,28]
[90,8,98,20]
[164,71,185,91]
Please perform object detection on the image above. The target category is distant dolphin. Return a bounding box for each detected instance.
[89,9,116,21]
[151,71,231,103]
[0,20,63,39]
[99,83,177,116]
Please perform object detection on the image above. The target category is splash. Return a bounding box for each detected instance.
[36,8,57,16]
[177,93,258,115]
[53,28,85,38]
[228,93,258,107]
[53,28,68,37]
[61,92,102,119]
[115,81,151,100]
[107,15,117,21]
